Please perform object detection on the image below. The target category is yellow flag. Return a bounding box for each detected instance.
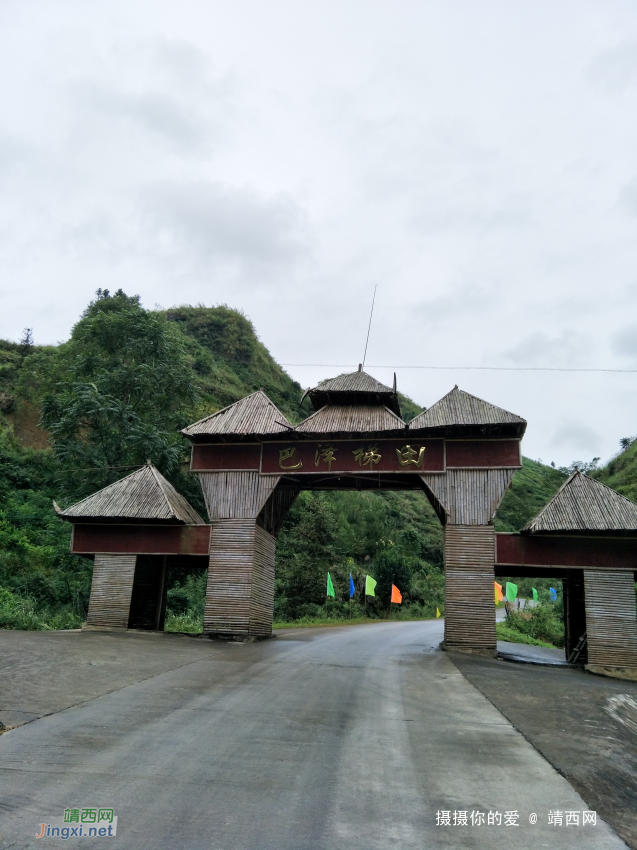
[436,608,441,618]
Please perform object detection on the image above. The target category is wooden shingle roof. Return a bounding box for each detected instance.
[306,369,402,416]
[182,391,293,441]
[524,471,637,534]
[295,404,406,435]
[55,463,204,524]
[409,386,526,437]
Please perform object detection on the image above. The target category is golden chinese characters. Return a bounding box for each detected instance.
[315,444,337,471]
[353,446,382,467]
[396,444,426,468]
[279,447,302,470]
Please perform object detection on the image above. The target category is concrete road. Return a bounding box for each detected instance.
[0,622,628,849]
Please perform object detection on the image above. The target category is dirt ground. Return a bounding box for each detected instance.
[448,652,637,849]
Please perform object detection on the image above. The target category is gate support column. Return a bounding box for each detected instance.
[85,554,137,629]
[443,525,497,656]
[584,570,637,679]
[204,519,276,638]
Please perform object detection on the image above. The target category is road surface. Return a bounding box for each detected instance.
[0,621,628,849]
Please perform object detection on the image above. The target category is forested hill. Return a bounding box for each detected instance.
[0,296,422,448]
[0,289,633,631]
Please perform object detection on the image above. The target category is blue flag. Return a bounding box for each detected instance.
[549,587,557,602]
[349,573,355,598]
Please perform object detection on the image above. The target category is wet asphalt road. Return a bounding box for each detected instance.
[0,621,629,849]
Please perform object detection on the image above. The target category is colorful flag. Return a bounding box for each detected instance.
[349,573,355,598]
[365,575,377,597]
[505,581,518,602]
[326,572,335,598]
[436,607,441,618]
[494,581,503,603]
[532,587,539,602]
[391,584,402,604]
[549,587,557,602]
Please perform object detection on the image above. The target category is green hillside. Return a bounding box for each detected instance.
[0,289,630,633]
[592,440,637,501]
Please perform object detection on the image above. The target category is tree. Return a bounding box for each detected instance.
[35,290,200,498]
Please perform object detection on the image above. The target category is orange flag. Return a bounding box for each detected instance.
[494,581,503,603]
[391,584,402,604]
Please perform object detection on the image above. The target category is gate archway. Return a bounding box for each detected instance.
[182,368,525,654]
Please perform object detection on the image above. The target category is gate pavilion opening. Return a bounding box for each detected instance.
[59,368,528,656]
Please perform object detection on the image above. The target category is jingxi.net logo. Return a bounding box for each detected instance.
[35,808,117,839]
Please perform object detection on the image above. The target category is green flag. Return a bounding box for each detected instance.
[365,575,377,597]
[506,581,518,602]
[532,587,539,602]
[326,572,335,598]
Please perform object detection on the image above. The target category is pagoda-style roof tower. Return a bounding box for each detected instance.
[304,367,402,417]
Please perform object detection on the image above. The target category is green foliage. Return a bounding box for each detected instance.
[163,305,315,423]
[592,439,637,502]
[495,457,567,531]
[22,290,200,499]
[274,489,444,622]
[0,425,92,626]
[164,571,207,633]
[495,622,557,648]
[502,603,565,648]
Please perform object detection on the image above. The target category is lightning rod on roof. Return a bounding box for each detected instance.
[361,285,377,371]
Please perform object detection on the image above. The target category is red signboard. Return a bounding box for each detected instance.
[192,443,261,471]
[72,524,211,555]
[260,439,445,474]
[496,533,637,570]
[446,440,521,468]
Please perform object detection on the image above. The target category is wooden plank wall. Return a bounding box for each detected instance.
[85,553,137,629]
[443,525,497,654]
[199,471,280,520]
[204,519,275,637]
[584,570,637,668]
[420,469,515,525]
[250,526,276,634]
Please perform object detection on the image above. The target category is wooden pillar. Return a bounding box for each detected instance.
[443,525,497,656]
[85,553,136,629]
[203,519,276,638]
[563,571,587,663]
[584,569,637,678]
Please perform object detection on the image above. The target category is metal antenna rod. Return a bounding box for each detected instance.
[362,285,377,370]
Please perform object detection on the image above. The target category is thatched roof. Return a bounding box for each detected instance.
[409,386,526,437]
[306,369,401,416]
[295,404,406,435]
[55,463,204,524]
[524,471,637,534]
[182,391,293,441]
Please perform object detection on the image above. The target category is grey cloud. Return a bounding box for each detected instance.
[588,41,637,91]
[612,324,637,359]
[502,330,593,368]
[142,180,309,267]
[76,83,211,151]
[619,178,637,216]
[411,281,498,329]
[551,423,601,456]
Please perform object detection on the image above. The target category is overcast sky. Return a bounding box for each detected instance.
[1,1,637,466]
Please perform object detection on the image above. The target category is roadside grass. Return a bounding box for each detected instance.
[273,614,440,629]
[496,622,557,648]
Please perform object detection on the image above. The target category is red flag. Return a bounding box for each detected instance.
[391,584,402,604]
